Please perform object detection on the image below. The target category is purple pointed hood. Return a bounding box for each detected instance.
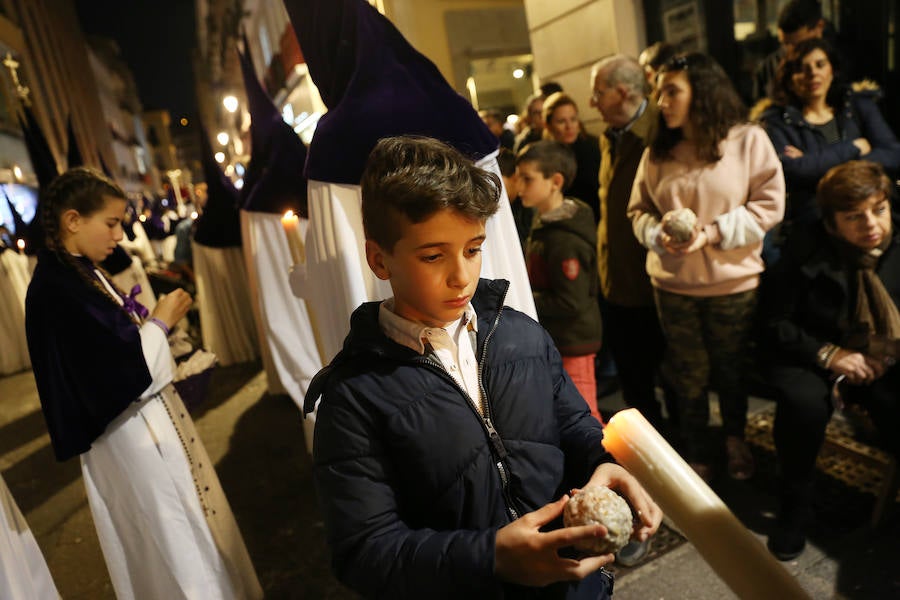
[282,0,498,184]
[2,188,28,237]
[236,36,308,215]
[193,125,242,248]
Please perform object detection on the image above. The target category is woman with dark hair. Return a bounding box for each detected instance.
[628,53,785,481]
[542,91,602,222]
[759,160,900,561]
[760,38,900,228]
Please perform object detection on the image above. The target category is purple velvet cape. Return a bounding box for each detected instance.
[283,0,498,185]
[25,249,152,461]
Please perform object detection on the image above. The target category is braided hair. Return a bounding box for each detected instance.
[42,167,141,324]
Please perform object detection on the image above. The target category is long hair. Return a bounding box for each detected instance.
[650,53,747,163]
[772,38,847,110]
[41,167,139,322]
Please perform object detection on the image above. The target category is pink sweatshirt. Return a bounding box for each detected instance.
[627,123,785,297]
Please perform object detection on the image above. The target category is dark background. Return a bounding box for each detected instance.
[75,0,198,122]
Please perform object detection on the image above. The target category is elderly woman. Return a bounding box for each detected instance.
[542,91,602,222]
[759,160,900,561]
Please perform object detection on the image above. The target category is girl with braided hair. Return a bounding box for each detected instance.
[25,168,261,599]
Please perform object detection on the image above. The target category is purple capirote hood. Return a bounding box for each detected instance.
[236,35,308,215]
[194,124,242,248]
[282,0,498,185]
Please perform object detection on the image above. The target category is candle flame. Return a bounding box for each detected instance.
[16,238,25,251]
[284,210,294,219]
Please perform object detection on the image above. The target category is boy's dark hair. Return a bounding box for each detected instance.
[651,52,747,163]
[515,140,577,190]
[778,0,822,34]
[496,147,516,177]
[361,136,501,251]
[817,160,892,227]
[772,38,846,109]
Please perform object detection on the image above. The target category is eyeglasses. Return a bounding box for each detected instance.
[591,87,610,103]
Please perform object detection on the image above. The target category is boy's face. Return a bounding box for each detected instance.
[516,161,562,214]
[366,208,486,328]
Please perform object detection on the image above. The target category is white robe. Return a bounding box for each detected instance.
[81,286,261,600]
[240,211,321,451]
[0,474,59,600]
[293,152,536,362]
[191,241,259,366]
[0,250,31,375]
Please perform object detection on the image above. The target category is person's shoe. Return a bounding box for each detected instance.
[725,435,755,480]
[767,527,806,561]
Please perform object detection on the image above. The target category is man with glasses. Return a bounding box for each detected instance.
[589,55,674,432]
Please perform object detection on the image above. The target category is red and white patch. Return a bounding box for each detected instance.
[561,258,580,280]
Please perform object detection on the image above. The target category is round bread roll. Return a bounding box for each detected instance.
[662,207,697,243]
[563,485,634,555]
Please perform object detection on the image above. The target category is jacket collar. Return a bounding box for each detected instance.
[304,278,510,413]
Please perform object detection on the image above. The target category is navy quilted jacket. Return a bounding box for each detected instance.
[760,88,900,223]
[305,278,611,598]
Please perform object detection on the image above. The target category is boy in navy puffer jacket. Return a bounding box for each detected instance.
[305,136,661,599]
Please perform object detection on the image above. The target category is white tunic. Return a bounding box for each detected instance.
[81,274,262,599]
[0,474,59,600]
[0,250,31,375]
[240,210,321,452]
[191,241,259,366]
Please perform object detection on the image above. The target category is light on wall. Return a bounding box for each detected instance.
[512,68,525,79]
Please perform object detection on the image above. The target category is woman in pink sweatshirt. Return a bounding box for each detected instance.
[628,53,785,481]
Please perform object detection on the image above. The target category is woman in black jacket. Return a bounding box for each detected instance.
[760,38,900,229]
[759,160,900,562]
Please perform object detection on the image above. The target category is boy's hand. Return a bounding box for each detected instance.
[494,496,614,587]
[584,463,663,542]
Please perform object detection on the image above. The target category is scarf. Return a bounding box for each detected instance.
[835,234,900,349]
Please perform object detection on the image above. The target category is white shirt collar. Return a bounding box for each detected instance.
[378,297,478,354]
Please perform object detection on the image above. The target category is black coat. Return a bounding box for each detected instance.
[25,250,151,461]
[304,278,610,598]
[759,221,900,368]
[566,134,602,223]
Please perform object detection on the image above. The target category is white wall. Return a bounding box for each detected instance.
[522,0,646,134]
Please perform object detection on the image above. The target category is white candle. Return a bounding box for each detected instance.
[281,210,305,265]
[602,409,809,600]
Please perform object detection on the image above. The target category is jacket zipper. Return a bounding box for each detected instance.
[414,285,521,521]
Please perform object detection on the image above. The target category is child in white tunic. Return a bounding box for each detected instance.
[25,168,262,600]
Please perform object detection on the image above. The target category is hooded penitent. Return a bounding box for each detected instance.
[282,0,498,183]
[280,0,536,362]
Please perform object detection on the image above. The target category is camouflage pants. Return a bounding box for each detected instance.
[654,288,758,459]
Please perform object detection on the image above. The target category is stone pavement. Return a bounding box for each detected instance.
[1,363,897,599]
